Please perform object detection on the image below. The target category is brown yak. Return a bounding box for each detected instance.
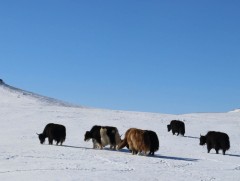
[117,128,154,155]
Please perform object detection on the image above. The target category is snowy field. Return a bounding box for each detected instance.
[0,82,240,181]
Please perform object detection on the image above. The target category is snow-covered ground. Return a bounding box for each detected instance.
[0,82,240,180]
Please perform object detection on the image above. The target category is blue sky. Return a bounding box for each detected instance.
[1,1,240,114]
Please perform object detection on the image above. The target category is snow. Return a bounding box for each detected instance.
[230,109,240,113]
[0,83,240,180]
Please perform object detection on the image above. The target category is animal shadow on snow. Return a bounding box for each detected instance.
[61,145,93,150]
[117,149,198,161]
[184,135,199,139]
[154,154,198,162]
[207,153,240,157]
[98,147,130,153]
[225,154,240,157]
[61,145,130,152]
[61,145,198,161]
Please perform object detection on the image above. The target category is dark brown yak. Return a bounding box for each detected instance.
[37,123,66,145]
[167,120,185,136]
[200,131,230,155]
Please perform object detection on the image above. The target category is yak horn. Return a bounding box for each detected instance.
[36,133,40,135]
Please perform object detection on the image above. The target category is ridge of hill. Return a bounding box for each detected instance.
[0,79,81,108]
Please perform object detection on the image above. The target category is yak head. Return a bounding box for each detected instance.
[199,135,206,145]
[167,124,171,132]
[84,131,92,141]
[37,133,46,144]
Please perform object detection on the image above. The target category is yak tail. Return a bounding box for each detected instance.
[117,137,128,150]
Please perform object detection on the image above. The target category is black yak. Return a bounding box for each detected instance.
[199,131,230,155]
[146,130,159,156]
[118,128,159,156]
[84,125,121,150]
[37,123,66,145]
[167,120,185,136]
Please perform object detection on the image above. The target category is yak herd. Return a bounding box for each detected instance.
[37,120,230,156]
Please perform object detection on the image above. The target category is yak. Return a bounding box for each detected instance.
[199,131,230,155]
[37,123,66,145]
[117,128,159,156]
[167,120,185,136]
[117,128,150,155]
[84,125,121,150]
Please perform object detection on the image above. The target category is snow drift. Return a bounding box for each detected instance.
[0,81,240,180]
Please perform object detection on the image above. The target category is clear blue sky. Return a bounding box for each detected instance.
[1,1,240,114]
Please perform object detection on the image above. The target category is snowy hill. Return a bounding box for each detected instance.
[0,80,80,107]
[0,81,240,180]
[230,109,240,113]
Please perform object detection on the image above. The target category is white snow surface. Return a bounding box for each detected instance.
[0,83,240,181]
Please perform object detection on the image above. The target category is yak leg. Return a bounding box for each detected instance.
[110,145,115,150]
[48,137,53,145]
[137,150,142,155]
[92,139,94,148]
[56,139,60,146]
[92,139,99,149]
[149,151,154,156]
[94,139,103,149]
[60,139,64,146]
[132,149,137,155]
[97,143,103,149]
[222,149,226,155]
[215,143,220,154]
[111,145,116,150]
[207,144,211,153]
[143,151,147,156]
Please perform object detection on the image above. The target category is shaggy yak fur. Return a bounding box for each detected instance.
[146,130,159,155]
[84,125,121,150]
[167,120,185,136]
[117,128,159,156]
[37,123,66,145]
[199,131,230,155]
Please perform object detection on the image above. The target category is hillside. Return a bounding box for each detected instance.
[0,82,240,180]
[230,109,240,113]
